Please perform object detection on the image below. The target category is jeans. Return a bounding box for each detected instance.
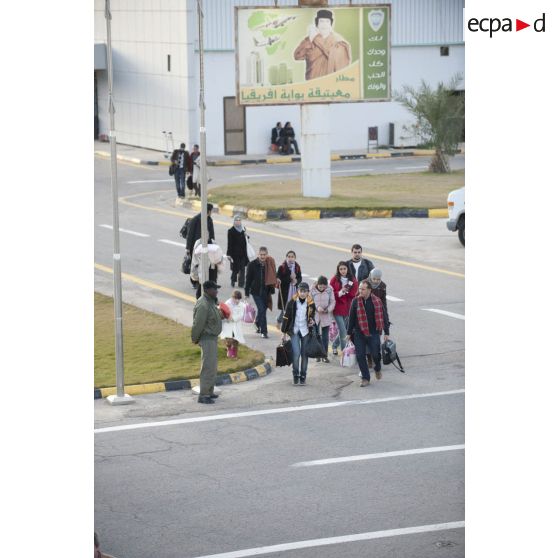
[332,314,348,351]
[353,330,381,381]
[252,294,268,335]
[315,324,330,357]
[174,167,186,197]
[290,331,309,378]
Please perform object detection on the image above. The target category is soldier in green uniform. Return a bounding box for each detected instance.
[191,280,223,404]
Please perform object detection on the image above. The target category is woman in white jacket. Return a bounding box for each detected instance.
[220,290,246,358]
[310,276,336,363]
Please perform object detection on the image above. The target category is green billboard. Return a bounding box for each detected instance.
[235,5,391,105]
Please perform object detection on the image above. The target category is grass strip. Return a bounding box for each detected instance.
[95,293,264,388]
[208,170,464,210]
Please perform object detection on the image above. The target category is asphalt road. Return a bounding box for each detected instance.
[207,154,465,187]
[94,156,465,558]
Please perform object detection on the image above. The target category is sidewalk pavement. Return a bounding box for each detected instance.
[94,140,464,168]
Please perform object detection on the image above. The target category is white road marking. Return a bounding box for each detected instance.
[395,165,428,170]
[423,309,465,320]
[237,173,297,178]
[292,444,465,468]
[158,239,185,247]
[94,389,464,434]
[126,179,175,184]
[331,168,379,173]
[188,521,465,558]
[386,295,404,302]
[99,225,150,238]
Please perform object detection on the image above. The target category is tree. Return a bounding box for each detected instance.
[395,74,464,173]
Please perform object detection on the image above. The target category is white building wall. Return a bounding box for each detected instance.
[94,0,464,156]
[205,44,463,155]
[94,0,196,152]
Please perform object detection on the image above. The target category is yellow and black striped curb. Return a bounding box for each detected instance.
[191,199,448,221]
[95,148,463,168]
[94,359,273,399]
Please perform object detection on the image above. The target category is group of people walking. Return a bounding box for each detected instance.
[189,208,392,402]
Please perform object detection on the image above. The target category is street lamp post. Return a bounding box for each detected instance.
[104,0,133,405]
[197,0,209,286]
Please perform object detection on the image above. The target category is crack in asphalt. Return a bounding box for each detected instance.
[331,379,355,398]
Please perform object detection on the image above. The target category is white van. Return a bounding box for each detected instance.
[446,187,465,246]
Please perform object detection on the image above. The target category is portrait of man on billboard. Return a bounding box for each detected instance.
[293,9,352,81]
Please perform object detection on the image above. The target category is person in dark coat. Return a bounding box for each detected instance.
[346,243,374,281]
[227,215,249,288]
[271,122,284,151]
[347,279,389,387]
[170,142,192,199]
[186,203,216,256]
[280,122,300,155]
[276,250,302,327]
[245,246,276,339]
[366,267,390,370]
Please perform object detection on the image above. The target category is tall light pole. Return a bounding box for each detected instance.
[104,0,133,405]
[197,0,210,286]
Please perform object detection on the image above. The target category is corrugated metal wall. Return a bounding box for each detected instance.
[203,0,464,51]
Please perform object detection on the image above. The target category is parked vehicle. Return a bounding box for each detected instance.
[447,187,465,246]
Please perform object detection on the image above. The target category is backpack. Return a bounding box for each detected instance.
[179,218,191,239]
[381,339,405,373]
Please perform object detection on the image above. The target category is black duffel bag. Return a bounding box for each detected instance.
[181,254,192,275]
[305,329,327,359]
[276,339,293,367]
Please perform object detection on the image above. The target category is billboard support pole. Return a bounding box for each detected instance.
[197,0,209,287]
[298,0,331,199]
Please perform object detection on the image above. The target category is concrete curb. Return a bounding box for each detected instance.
[94,359,273,399]
[192,199,448,221]
[95,148,463,168]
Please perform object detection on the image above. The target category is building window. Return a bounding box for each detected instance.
[167,55,171,72]
[440,46,449,56]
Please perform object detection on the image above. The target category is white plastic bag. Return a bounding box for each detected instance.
[341,342,356,367]
[246,237,257,261]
